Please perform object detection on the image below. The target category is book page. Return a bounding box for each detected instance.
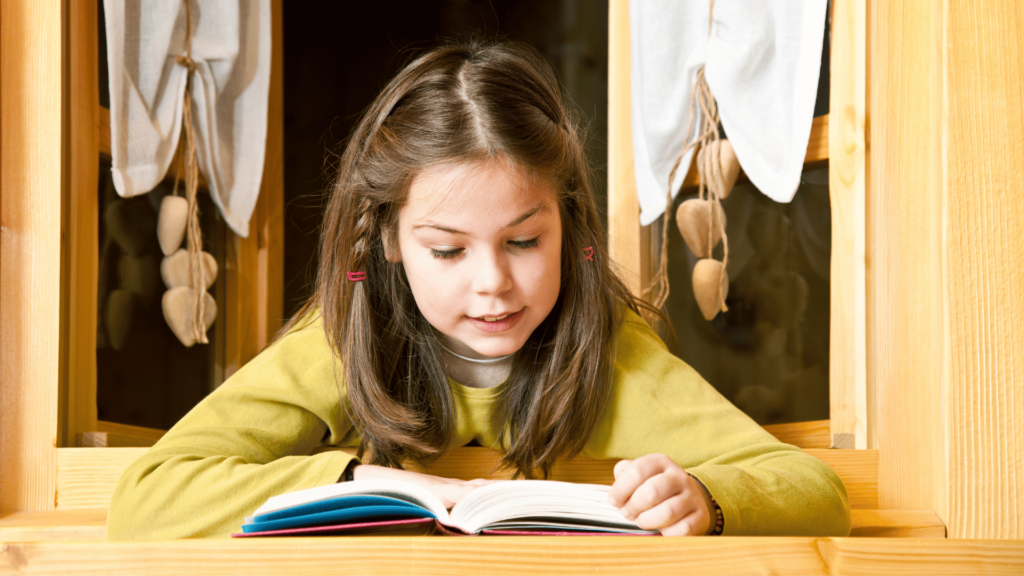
[251,479,450,522]
[448,480,654,534]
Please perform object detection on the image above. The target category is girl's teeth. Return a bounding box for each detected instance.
[483,314,509,322]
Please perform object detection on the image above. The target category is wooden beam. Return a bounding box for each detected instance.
[762,420,831,449]
[941,0,1024,540]
[0,508,945,543]
[1,538,1022,575]
[607,0,643,298]
[0,510,107,542]
[0,0,64,513]
[79,421,167,448]
[54,446,879,511]
[829,0,869,450]
[869,0,946,520]
[63,0,100,450]
[848,509,945,538]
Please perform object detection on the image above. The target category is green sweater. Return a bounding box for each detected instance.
[107,310,851,539]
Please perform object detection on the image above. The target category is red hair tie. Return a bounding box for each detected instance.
[582,247,594,261]
[346,271,367,282]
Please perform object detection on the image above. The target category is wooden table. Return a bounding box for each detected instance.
[2,536,1023,575]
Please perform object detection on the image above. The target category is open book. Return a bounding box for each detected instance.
[233,479,659,537]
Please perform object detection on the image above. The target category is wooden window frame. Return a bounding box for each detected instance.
[607,0,870,449]
[60,0,285,448]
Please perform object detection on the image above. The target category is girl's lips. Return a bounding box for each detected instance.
[467,309,524,333]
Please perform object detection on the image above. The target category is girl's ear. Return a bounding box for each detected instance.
[382,228,402,263]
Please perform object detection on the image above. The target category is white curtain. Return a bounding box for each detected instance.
[103,0,272,237]
[631,0,827,225]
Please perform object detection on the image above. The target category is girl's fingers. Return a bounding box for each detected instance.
[633,494,696,531]
[620,472,685,521]
[607,453,674,508]
[659,506,710,537]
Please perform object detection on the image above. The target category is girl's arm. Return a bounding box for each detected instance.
[107,318,357,539]
[589,309,852,537]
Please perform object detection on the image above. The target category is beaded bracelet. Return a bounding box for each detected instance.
[708,492,724,536]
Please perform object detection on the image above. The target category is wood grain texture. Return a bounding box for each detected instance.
[870,0,946,518]
[848,509,945,538]
[94,421,165,442]
[762,420,831,449]
[0,508,940,543]
[54,449,141,511]
[221,0,285,380]
[76,433,155,449]
[0,511,106,541]
[829,0,869,451]
[64,0,100,449]
[2,538,1023,576]
[606,0,642,297]
[942,0,1024,540]
[0,0,63,512]
[54,446,878,511]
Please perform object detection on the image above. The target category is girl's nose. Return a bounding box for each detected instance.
[472,251,513,296]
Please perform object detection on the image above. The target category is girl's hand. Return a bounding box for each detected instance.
[607,453,714,536]
[351,464,497,509]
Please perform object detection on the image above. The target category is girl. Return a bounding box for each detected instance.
[108,39,850,539]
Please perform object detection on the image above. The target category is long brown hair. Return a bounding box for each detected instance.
[283,38,647,478]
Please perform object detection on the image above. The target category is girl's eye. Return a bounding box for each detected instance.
[509,236,540,250]
[430,247,463,260]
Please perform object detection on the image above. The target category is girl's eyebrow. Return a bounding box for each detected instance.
[412,203,546,235]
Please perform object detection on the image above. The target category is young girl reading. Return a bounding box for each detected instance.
[108,39,851,539]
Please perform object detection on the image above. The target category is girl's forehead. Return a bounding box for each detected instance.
[402,160,556,225]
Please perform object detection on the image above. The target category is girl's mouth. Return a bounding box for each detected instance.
[467,309,524,333]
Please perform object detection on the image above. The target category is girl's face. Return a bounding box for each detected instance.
[393,160,562,359]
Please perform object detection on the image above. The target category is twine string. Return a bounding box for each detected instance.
[176,0,208,344]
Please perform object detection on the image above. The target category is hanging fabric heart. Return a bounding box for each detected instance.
[157,195,188,256]
[162,287,217,348]
[676,198,725,258]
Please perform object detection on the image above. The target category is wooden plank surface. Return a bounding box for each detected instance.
[942,0,1024,540]
[0,511,106,542]
[64,0,100,450]
[95,421,166,442]
[870,0,947,520]
[76,433,155,449]
[829,0,869,451]
[762,420,831,449]
[0,508,940,543]
[2,538,1022,576]
[848,510,944,538]
[54,446,878,511]
[0,0,64,513]
[606,0,642,298]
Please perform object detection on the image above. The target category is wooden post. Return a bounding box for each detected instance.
[871,0,1024,538]
[63,0,101,449]
[829,0,869,450]
[0,0,64,512]
[607,0,644,298]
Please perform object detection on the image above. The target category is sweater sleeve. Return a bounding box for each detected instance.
[584,310,851,536]
[107,316,359,539]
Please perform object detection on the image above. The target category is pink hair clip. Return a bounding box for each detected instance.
[582,247,594,261]
[346,271,367,282]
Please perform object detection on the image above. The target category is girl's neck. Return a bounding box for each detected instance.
[439,337,513,389]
